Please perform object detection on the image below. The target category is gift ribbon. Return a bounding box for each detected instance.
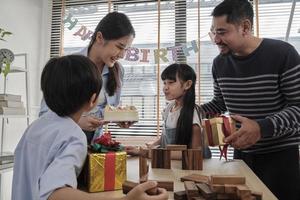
[219,116,232,161]
[204,119,215,146]
[104,152,116,190]
[222,116,231,137]
[218,145,228,160]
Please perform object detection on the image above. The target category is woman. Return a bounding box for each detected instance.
[40,12,135,143]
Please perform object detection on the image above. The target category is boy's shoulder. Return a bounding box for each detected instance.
[27,111,85,144]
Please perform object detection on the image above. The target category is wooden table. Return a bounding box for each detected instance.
[90,157,278,200]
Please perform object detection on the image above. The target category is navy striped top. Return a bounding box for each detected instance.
[201,38,300,153]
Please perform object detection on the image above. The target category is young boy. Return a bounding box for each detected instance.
[12,55,168,200]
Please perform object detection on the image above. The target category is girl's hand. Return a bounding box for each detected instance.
[124,146,140,156]
[78,116,105,131]
[125,181,168,200]
[145,142,154,149]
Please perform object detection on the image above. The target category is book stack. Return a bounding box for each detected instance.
[0,93,25,115]
[0,152,14,171]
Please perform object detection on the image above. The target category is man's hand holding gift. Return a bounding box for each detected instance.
[224,115,261,150]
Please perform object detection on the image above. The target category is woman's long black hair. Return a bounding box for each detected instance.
[161,63,196,147]
[88,12,135,96]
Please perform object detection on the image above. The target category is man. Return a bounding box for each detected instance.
[201,0,300,199]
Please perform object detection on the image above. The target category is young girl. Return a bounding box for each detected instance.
[147,63,211,158]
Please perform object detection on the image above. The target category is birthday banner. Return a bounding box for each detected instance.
[63,13,203,64]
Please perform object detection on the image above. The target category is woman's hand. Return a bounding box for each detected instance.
[78,115,106,131]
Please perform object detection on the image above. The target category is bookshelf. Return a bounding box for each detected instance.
[0,53,30,169]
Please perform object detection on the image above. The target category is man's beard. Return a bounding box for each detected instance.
[217,43,232,56]
[219,48,232,56]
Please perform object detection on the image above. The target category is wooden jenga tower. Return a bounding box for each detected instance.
[151,148,171,169]
[182,149,203,170]
[150,145,203,170]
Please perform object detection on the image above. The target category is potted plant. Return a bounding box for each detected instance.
[0,28,14,77]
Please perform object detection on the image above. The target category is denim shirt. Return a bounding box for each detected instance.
[39,47,124,140]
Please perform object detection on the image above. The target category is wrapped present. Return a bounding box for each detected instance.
[204,116,236,147]
[86,151,127,192]
[81,132,127,192]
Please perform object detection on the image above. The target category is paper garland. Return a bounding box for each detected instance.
[63,13,204,63]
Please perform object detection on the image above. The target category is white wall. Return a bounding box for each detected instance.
[0,0,51,199]
[0,0,51,149]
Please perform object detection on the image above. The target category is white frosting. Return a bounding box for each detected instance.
[103,105,139,122]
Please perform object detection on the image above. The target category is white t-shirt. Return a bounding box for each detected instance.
[163,101,201,128]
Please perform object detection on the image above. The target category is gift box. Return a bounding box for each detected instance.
[79,132,127,192]
[85,151,127,192]
[204,116,236,146]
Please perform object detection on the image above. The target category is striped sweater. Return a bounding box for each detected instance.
[201,38,300,153]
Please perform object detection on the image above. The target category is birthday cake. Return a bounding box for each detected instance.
[104,105,139,122]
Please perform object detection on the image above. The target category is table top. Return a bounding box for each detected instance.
[89,157,277,200]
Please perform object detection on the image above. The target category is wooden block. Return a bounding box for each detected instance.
[180,174,210,184]
[182,150,189,170]
[163,149,171,169]
[196,183,216,199]
[122,180,138,194]
[192,149,203,170]
[141,180,174,191]
[139,147,149,158]
[191,197,205,200]
[139,151,148,178]
[188,149,193,170]
[151,148,157,168]
[216,193,238,199]
[123,180,159,195]
[156,180,174,191]
[151,148,161,168]
[182,149,203,170]
[139,174,148,182]
[211,123,225,145]
[211,175,246,185]
[184,181,200,200]
[152,148,170,169]
[174,190,188,200]
[166,144,187,151]
[156,148,163,168]
[251,191,263,200]
[211,184,225,193]
[242,196,257,200]
[182,150,194,170]
[236,185,251,199]
[224,184,237,194]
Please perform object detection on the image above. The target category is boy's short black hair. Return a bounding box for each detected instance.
[41,55,102,117]
[212,0,254,25]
